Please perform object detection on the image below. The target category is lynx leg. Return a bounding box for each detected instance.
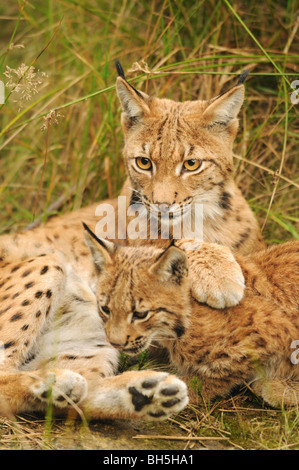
[252,377,299,408]
[81,370,189,420]
[0,369,87,415]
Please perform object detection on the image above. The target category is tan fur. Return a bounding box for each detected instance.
[117,77,265,254]
[0,252,188,418]
[89,238,299,408]
[0,75,266,417]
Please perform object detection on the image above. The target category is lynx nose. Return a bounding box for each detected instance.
[156,202,171,212]
[109,341,126,349]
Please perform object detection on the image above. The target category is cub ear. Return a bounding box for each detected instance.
[202,84,244,128]
[149,245,188,285]
[116,76,150,129]
[83,223,117,273]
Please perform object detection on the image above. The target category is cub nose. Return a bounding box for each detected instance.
[109,341,126,349]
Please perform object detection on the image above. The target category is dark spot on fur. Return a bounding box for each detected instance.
[10,313,23,322]
[174,320,185,338]
[255,337,267,348]
[36,310,41,318]
[4,341,15,349]
[40,266,49,275]
[11,265,21,273]
[219,191,232,210]
[22,270,32,278]
[35,291,43,298]
[0,306,11,315]
[21,324,29,330]
[5,285,14,291]
[0,295,9,301]
[22,300,31,306]
[46,290,52,298]
[215,352,230,359]
[25,282,34,289]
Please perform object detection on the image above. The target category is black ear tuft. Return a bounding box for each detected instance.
[115,60,126,79]
[115,61,145,99]
[236,70,249,86]
[82,221,108,250]
[82,222,99,242]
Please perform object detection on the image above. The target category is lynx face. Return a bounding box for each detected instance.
[84,227,191,354]
[116,76,244,225]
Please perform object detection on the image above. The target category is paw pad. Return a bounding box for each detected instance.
[128,372,188,420]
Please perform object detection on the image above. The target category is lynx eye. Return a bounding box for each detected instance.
[132,310,149,320]
[136,157,152,171]
[100,305,110,316]
[183,159,202,172]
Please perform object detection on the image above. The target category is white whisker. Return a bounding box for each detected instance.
[128,186,143,196]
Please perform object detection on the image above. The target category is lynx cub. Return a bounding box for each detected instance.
[85,228,299,408]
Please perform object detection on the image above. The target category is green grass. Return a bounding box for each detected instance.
[0,0,299,450]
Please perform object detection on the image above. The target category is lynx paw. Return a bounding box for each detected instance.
[177,240,245,309]
[128,372,188,419]
[30,369,88,408]
[192,267,245,309]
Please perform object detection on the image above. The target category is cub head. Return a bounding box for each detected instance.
[83,224,191,354]
[116,63,246,223]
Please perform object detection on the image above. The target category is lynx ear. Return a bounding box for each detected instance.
[116,76,150,126]
[202,84,244,128]
[83,223,116,273]
[149,245,188,285]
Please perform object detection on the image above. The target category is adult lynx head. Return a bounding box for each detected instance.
[116,65,247,225]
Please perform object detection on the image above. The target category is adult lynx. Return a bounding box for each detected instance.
[116,63,265,253]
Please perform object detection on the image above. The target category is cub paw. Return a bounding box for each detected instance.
[30,369,88,408]
[128,372,188,420]
[177,240,245,309]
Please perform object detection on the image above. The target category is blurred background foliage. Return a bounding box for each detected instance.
[0,0,298,243]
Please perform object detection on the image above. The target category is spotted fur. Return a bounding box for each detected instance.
[88,234,299,408]
[0,74,266,417]
[0,249,188,419]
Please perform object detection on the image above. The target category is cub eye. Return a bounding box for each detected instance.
[132,311,149,320]
[136,157,152,171]
[100,305,110,316]
[183,159,202,172]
